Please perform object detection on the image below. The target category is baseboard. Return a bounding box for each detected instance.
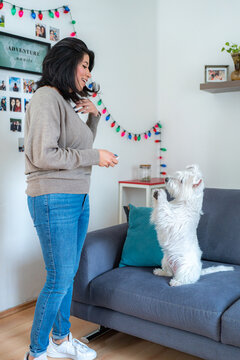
[0,298,37,319]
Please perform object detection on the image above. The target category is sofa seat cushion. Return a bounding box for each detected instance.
[89,261,240,341]
[221,299,240,347]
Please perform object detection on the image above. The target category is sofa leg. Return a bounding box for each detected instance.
[81,325,112,343]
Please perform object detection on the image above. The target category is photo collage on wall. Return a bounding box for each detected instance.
[0,70,40,152]
[0,6,63,153]
[35,23,60,42]
[0,10,60,42]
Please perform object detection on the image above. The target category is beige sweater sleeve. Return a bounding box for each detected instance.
[25,92,100,171]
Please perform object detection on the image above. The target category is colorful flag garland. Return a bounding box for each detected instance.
[0,1,77,37]
[88,82,167,176]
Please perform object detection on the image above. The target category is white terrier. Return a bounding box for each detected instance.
[151,165,233,286]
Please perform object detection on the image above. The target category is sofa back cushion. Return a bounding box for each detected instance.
[198,188,240,265]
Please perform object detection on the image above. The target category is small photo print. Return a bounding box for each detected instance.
[50,27,60,42]
[10,97,21,112]
[0,96,6,111]
[24,99,30,112]
[9,77,21,92]
[0,79,6,91]
[205,65,229,83]
[10,118,22,132]
[35,23,46,38]
[0,13,5,27]
[18,137,24,152]
[23,79,36,93]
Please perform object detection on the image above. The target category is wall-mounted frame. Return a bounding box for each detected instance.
[0,32,50,75]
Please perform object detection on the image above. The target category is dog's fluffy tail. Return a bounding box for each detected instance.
[201,265,234,276]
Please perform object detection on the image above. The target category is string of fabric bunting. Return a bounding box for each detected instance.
[0,1,77,37]
[88,83,167,176]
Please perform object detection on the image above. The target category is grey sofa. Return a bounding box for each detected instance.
[71,188,240,360]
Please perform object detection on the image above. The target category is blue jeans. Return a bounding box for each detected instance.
[27,193,90,357]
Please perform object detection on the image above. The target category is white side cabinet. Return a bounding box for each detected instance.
[118,178,165,224]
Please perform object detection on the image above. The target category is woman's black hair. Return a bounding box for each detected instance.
[37,37,98,102]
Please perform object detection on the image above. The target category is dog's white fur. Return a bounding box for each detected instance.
[151,164,233,286]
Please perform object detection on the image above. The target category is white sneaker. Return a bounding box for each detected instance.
[47,332,97,360]
[24,351,48,360]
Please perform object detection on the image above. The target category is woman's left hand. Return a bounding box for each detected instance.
[75,98,99,117]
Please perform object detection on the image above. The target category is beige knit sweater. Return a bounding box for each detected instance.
[24,86,101,196]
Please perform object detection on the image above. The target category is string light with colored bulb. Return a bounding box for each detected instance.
[87,82,167,177]
[0,1,77,37]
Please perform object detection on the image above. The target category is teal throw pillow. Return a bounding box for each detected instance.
[119,204,163,267]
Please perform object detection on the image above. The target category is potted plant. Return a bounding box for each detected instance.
[221,42,240,80]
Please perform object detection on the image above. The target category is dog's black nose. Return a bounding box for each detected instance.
[153,190,158,200]
[165,177,169,183]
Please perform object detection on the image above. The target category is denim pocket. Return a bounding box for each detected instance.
[28,195,50,226]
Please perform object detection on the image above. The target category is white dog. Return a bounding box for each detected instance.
[150,165,233,287]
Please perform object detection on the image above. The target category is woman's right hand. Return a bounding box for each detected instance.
[98,150,118,168]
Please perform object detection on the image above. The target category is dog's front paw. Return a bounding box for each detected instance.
[153,190,159,200]
[158,189,167,201]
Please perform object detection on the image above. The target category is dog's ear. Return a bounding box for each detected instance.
[193,179,202,188]
[186,164,200,173]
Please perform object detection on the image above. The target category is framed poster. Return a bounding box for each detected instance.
[0,32,50,75]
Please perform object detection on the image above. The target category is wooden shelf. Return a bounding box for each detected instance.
[200,80,240,93]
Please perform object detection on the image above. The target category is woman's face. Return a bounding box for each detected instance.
[75,54,91,91]
[11,99,15,106]
[16,99,20,106]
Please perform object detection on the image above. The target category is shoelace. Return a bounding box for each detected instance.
[72,338,89,353]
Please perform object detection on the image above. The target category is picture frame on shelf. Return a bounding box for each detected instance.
[0,31,50,75]
[205,65,229,83]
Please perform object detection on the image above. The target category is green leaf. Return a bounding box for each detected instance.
[227,49,231,53]
[221,47,225,51]
[225,42,230,46]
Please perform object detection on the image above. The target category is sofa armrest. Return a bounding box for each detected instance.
[72,223,128,303]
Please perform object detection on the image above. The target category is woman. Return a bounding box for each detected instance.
[0,97,6,111]
[10,98,15,111]
[24,37,118,360]
[50,29,55,41]
[40,25,46,38]
[35,24,41,37]
[15,98,21,112]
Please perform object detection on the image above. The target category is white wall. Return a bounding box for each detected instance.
[72,0,159,230]
[1,0,240,313]
[156,0,240,188]
[0,0,159,311]
[0,0,86,312]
